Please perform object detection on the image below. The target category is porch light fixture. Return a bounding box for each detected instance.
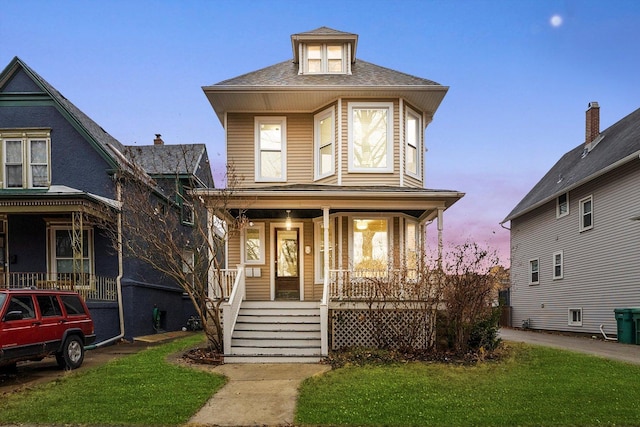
[285,210,292,230]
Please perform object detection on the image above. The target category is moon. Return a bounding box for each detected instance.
[550,15,563,27]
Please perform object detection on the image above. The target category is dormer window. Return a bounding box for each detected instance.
[304,44,345,74]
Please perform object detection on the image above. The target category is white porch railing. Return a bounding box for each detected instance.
[3,272,118,301]
[329,268,420,300]
[210,268,238,299]
[222,265,245,355]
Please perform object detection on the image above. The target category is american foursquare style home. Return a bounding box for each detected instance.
[0,57,214,343]
[503,102,640,338]
[198,27,464,362]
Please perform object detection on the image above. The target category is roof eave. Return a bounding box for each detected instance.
[502,150,640,224]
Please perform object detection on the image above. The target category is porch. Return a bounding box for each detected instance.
[213,265,434,362]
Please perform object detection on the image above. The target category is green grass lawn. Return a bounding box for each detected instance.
[296,343,640,426]
[0,334,225,426]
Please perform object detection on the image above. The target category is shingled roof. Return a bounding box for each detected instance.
[503,106,640,223]
[126,143,208,176]
[203,27,448,124]
[0,57,127,169]
[211,58,441,87]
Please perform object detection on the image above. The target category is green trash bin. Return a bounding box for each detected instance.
[631,308,640,345]
[614,308,636,344]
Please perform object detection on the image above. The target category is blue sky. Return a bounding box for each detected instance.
[2,0,640,264]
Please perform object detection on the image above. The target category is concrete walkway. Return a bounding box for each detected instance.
[187,363,331,427]
[499,328,640,365]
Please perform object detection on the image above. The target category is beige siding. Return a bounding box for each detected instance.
[302,220,318,301]
[510,160,640,335]
[226,113,255,186]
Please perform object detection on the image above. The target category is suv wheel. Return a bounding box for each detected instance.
[56,335,85,370]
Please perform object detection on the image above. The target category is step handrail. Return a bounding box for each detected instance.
[223,264,245,355]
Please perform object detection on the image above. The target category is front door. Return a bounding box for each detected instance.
[274,228,300,300]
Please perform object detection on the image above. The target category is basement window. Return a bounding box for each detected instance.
[568,308,583,326]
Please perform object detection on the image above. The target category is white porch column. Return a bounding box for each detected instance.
[320,206,330,356]
[437,207,444,261]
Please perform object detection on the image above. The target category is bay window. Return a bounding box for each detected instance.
[314,107,335,179]
[348,103,394,173]
[406,108,421,178]
[353,218,388,272]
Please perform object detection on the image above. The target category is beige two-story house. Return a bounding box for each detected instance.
[199,27,463,362]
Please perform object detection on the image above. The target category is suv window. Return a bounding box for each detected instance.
[37,295,63,317]
[0,293,6,309]
[60,295,86,316]
[8,295,36,319]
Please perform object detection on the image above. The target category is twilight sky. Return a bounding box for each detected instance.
[2,0,640,265]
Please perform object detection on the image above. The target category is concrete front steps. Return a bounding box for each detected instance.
[224,301,323,363]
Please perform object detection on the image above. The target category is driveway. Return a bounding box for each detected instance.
[499,328,640,365]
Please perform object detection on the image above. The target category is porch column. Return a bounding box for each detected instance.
[72,210,84,285]
[437,208,444,262]
[320,206,330,356]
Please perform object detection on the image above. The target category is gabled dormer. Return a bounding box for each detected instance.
[291,27,358,75]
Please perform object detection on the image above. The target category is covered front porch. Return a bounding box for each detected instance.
[201,184,463,361]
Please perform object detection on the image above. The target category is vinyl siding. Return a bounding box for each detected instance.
[510,160,640,335]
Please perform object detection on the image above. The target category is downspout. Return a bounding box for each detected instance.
[86,179,125,349]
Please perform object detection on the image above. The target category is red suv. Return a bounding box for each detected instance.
[0,289,96,370]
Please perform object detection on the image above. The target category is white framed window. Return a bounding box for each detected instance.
[1,131,50,189]
[255,117,286,182]
[553,251,563,279]
[348,102,394,173]
[352,218,389,273]
[556,192,569,218]
[579,195,593,232]
[49,226,94,275]
[244,223,265,265]
[529,258,539,285]
[304,44,345,74]
[405,108,421,178]
[314,219,334,284]
[568,308,583,326]
[314,107,335,180]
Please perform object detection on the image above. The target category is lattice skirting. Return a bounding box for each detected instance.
[330,309,432,350]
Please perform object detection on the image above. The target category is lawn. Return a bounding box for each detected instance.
[0,333,225,426]
[296,343,640,426]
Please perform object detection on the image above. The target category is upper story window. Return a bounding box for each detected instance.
[348,102,394,173]
[304,44,345,74]
[406,108,421,178]
[579,195,593,232]
[0,130,50,189]
[255,117,286,182]
[556,193,569,218]
[314,107,335,180]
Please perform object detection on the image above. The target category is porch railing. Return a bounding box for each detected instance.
[222,265,245,355]
[2,272,118,302]
[329,268,420,300]
[210,268,238,299]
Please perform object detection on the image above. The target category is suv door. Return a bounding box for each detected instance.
[0,294,41,360]
[35,294,66,353]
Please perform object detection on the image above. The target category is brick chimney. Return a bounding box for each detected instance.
[585,102,600,144]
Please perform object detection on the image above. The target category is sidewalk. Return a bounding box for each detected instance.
[499,328,640,365]
[187,363,331,427]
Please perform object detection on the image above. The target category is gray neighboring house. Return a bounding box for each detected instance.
[502,102,640,336]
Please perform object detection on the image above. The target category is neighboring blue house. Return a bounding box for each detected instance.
[0,57,214,342]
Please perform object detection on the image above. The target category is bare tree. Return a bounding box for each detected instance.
[104,145,243,354]
[440,242,502,353]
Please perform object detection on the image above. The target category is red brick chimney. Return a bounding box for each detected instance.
[585,102,599,144]
[153,134,164,145]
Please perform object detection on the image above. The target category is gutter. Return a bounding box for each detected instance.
[86,180,126,350]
